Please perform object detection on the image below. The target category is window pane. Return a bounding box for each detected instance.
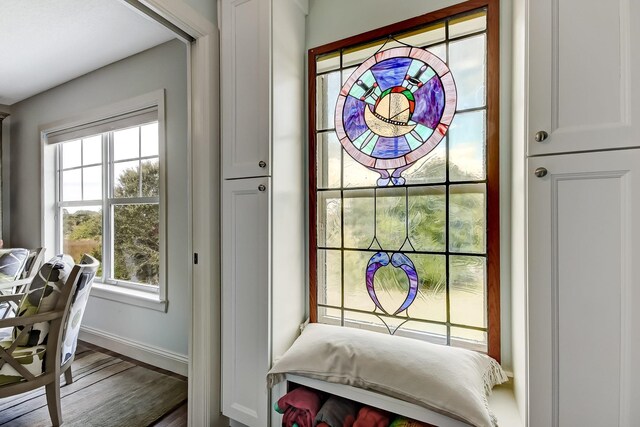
[375,187,406,251]
[449,11,487,39]
[82,136,102,165]
[449,111,486,181]
[317,191,341,248]
[450,255,486,328]
[316,131,341,189]
[397,22,446,47]
[62,206,102,270]
[62,169,82,201]
[449,184,486,253]
[140,123,159,157]
[113,160,140,198]
[408,186,446,252]
[113,127,140,161]
[316,52,340,74]
[316,71,341,131]
[62,140,82,169]
[83,165,102,201]
[451,326,487,353]
[403,141,447,185]
[343,189,374,249]
[343,151,379,188]
[317,249,341,307]
[113,204,159,285]
[141,158,159,197]
[449,34,486,110]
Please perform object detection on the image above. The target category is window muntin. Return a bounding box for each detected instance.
[310,5,498,358]
[58,121,160,290]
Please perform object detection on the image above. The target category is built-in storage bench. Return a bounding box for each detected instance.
[271,374,522,427]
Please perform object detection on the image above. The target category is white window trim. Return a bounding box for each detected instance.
[40,89,168,311]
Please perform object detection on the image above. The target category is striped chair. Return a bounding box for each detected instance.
[0,254,99,426]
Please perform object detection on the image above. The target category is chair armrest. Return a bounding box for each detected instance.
[0,278,31,291]
[0,311,63,329]
[0,294,23,303]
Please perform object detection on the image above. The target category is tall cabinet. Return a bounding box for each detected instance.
[220,0,307,426]
[524,0,640,425]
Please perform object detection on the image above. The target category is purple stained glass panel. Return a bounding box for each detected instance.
[371,136,411,159]
[411,76,446,129]
[370,57,412,91]
[344,96,369,141]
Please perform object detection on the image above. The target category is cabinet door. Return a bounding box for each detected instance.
[528,0,640,155]
[528,150,640,427]
[221,0,271,179]
[222,177,270,426]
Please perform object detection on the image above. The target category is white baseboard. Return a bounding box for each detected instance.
[79,325,188,376]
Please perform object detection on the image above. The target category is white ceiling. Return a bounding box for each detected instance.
[0,0,177,105]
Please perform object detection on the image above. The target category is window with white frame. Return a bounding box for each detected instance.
[55,112,161,291]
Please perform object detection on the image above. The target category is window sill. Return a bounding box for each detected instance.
[90,282,167,312]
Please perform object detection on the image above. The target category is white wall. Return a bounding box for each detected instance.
[183,0,217,25]
[8,40,190,367]
[307,0,514,371]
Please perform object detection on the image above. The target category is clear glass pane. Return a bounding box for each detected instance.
[317,249,341,307]
[395,321,447,345]
[316,131,341,189]
[343,152,379,188]
[449,11,487,39]
[317,191,341,248]
[397,22,446,47]
[82,165,102,201]
[449,34,486,110]
[317,306,342,327]
[343,39,403,68]
[451,326,487,353]
[376,187,406,251]
[343,189,374,249]
[449,184,486,253]
[449,111,486,181]
[425,43,447,62]
[62,206,103,273]
[82,136,102,165]
[316,52,340,74]
[341,67,357,85]
[316,71,341,131]
[343,250,371,312]
[140,123,159,157]
[62,169,82,201]
[408,186,446,252]
[406,254,446,322]
[62,140,82,169]
[113,161,140,198]
[113,203,159,285]
[450,255,486,328]
[113,127,140,161]
[404,141,447,185]
[141,158,159,197]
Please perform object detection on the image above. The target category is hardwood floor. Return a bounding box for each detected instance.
[77,341,188,426]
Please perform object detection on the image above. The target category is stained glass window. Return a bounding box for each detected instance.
[310,6,499,358]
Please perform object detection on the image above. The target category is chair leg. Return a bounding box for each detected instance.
[64,367,73,385]
[45,375,62,426]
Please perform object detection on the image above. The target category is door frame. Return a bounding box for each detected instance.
[136,1,221,425]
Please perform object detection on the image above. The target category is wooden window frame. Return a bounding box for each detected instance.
[308,0,501,362]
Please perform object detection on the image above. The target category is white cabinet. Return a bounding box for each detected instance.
[220,0,307,426]
[221,177,270,426]
[220,0,271,179]
[527,150,640,426]
[527,0,640,155]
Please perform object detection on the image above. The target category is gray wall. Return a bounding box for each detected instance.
[184,0,216,25]
[307,0,514,371]
[8,39,189,358]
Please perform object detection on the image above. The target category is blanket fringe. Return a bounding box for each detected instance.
[483,359,509,426]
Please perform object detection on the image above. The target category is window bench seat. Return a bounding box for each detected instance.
[271,374,523,427]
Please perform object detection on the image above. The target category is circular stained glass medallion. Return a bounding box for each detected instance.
[334,46,457,186]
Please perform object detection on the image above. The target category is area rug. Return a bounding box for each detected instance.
[0,348,187,426]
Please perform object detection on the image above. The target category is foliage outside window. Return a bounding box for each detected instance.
[310,2,500,359]
[57,121,160,289]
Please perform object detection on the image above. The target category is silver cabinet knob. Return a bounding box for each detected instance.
[534,167,548,178]
[258,184,266,192]
[535,131,549,142]
[258,161,267,168]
